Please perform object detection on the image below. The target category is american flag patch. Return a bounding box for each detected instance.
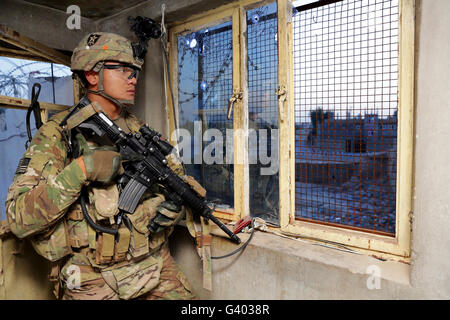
[15,157,31,175]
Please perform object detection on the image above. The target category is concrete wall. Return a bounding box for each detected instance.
[0,0,95,52]
[133,39,170,137]
[408,0,450,298]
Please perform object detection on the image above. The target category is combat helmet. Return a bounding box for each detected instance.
[71,32,144,108]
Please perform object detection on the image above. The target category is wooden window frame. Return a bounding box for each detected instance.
[281,0,415,261]
[168,0,415,261]
[169,4,243,221]
[0,24,74,119]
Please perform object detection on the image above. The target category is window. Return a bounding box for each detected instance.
[174,16,237,220]
[168,0,415,259]
[170,2,281,223]
[247,3,280,225]
[294,0,398,234]
[0,27,73,221]
[285,0,414,258]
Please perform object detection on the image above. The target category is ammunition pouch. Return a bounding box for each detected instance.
[81,186,169,266]
[31,184,169,269]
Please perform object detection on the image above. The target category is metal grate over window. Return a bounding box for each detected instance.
[177,21,234,209]
[293,0,399,235]
[247,3,280,225]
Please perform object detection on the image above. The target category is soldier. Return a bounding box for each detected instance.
[5,32,196,300]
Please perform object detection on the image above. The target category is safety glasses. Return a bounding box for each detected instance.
[103,63,140,80]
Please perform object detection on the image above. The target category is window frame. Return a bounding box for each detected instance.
[169,5,244,221]
[0,24,74,118]
[0,26,75,223]
[168,0,415,260]
[282,0,415,260]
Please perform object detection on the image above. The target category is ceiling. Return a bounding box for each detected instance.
[0,24,72,65]
[2,0,237,55]
[22,0,149,20]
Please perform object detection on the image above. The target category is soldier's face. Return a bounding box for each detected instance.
[102,62,138,103]
[85,62,138,104]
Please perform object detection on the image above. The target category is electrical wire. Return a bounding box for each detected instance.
[160,5,178,133]
[211,218,256,259]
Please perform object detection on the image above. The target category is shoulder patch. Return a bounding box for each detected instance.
[15,157,31,175]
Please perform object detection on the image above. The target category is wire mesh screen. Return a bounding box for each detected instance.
[293,0,399,235]
[247,3,280,225]
[177,21,234,208]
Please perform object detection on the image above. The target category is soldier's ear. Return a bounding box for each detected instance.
[84,70,99,88]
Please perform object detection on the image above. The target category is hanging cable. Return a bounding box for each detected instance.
[160,3,185,172]
[160,4,178,133]
[211,218,256,259]
[25,83,43,149]
[50,62,56,104]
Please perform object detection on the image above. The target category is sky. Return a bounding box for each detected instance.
[176,0,399,126]
[0,56,71,99]
[292,0,399,122]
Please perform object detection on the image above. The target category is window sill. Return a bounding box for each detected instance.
[185,220,411,287]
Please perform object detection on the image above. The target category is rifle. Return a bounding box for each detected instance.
[64,105,241,245]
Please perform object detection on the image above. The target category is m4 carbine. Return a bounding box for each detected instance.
[74,110,241,245]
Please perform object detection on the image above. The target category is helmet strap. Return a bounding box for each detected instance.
[87,65,135,114]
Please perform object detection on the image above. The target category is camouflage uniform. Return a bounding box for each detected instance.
[5,32,196,300]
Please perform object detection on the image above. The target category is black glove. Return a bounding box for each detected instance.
[147,200,185,233]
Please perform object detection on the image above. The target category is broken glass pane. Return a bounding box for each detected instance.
[247,2,280,225]
[177,21,234,209]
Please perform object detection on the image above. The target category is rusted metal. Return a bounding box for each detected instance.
[293,0,399,236]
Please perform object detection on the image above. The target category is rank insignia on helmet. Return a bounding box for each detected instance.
[87,34,100,46]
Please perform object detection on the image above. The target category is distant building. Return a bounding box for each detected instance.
[312,112,397,154]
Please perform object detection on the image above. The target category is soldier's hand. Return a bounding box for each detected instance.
[147,201,185,233]
[75,133,124,183]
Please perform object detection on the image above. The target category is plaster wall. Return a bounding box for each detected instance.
[133,39,170,137]
[408,0,450,298]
